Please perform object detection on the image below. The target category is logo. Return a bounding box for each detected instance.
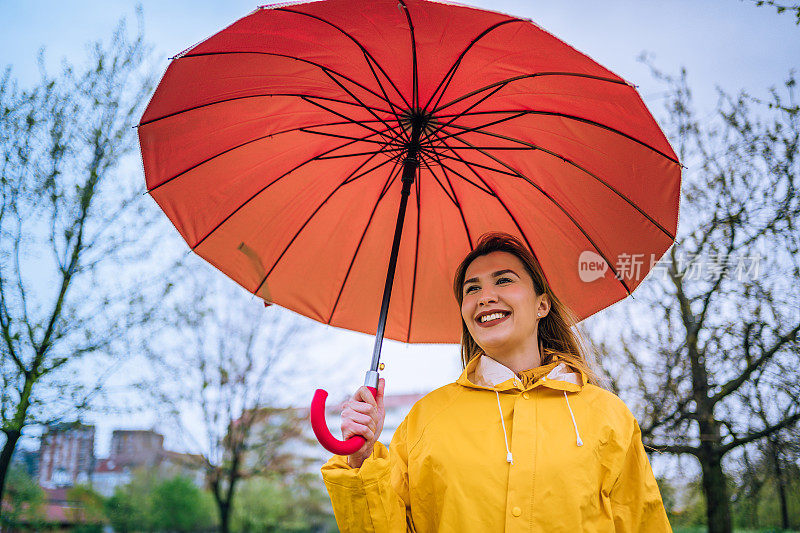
[578,251,607,282]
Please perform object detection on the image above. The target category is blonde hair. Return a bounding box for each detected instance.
[452,232,599,385]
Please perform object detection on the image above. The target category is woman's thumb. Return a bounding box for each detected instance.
[377,377,386,404]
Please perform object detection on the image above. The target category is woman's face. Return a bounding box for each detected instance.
[460,251,547,356]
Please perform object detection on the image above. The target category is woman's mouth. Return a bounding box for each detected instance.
[476,312,511,328]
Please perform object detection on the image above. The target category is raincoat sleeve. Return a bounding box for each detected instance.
[320,418,413,533]
[609,420,672,532]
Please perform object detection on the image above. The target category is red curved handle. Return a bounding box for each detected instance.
[311,386,378,456]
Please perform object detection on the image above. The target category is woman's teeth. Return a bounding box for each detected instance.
[480,312,507,323]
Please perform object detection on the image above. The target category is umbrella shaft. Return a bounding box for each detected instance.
[370,119,423,371]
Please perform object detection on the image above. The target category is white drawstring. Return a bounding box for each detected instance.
[494,390,513,464]
[563,391,584,447]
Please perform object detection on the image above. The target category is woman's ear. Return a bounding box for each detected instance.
[538,293,551,318]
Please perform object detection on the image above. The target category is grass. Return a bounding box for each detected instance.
[672,526,797,533]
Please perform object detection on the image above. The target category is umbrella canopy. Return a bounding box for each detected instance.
[139,0,680,345]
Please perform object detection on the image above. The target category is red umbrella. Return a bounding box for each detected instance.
[138,0,680,454]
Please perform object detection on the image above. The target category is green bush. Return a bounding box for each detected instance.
[150,476,217,532]
[0,463,47,530]
[105,469,159,532]
[231,474,335,533]
[105,469,217,532]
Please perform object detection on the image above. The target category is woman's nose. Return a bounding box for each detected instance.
[478,289,498,305]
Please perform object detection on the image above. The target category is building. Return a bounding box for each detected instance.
[91,429,206,497]
[158,449,206,488]
[109,429,164,467]
[91,458,133,497]
[38,423,95,489]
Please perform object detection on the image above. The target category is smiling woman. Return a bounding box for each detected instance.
[454,233,599,382]
[321,232,672,532]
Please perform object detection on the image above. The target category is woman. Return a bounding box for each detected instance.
[321,232,671,532]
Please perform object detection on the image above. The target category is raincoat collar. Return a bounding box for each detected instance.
[456,353,585,393]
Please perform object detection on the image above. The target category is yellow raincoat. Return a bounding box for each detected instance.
[321,354,671,532]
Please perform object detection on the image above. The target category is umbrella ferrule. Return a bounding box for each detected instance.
[364,370,379,389]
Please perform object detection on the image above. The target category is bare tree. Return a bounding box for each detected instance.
[144,271,317,533]
[596,65,800,533]
[746,0,800,24]
[0,14,161,505]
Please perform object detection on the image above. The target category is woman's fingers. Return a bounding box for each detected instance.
[346,399,377,417]
[376,378,385,407]
[342,379,386,456]
[343,410,376,429]
[355,385,378,407]
[342,379,387,467]
[341,419,375,442]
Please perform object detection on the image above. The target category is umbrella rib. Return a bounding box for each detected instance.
[277,8,411,109]
[316,149,402,160]
[398,0,419,110]
[431,145,533,151]
[342,151,407,185]
[435,109,680,165]
[254,151,404,297]
[432,72,631,115]
[164,50,398,116]
[319,68,404,140]
[147,121,397,195]
[361,51,410,145]
[438,133,632,294]
[421,18,524,114]
[300,96,396,143]
[327,157,406,325]
[436,122,676,241]
[425,82,507,141]
[429,133,551,293]
[191,129,396,251]
[433,150,520,178]
[407,161,421,342]
[419,157,458,207]
[432,111,528,145]
[299,127,404,148]
[425,151,475,249]
[422,149,499,197]
[138,93,393,128]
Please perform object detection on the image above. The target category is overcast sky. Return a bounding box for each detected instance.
[2,0,798,458]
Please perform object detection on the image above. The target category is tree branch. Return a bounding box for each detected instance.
[711,321,800,405]
[643,441,698,456]
[721,410,800,455]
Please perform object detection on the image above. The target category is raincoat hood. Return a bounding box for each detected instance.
[322,356,671,532]
[459,353,585,391]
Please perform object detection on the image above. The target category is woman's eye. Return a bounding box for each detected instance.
[465,285,478,294]
[497,277,512,284]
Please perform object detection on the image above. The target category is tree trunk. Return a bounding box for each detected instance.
[0,429,22,508]
[685,329,733,533]
[700,448,732,533]
[212,478,231,533]
[219,502,230,533]
[769,444,790,530]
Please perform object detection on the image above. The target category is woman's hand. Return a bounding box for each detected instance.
[342,378,385,468]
